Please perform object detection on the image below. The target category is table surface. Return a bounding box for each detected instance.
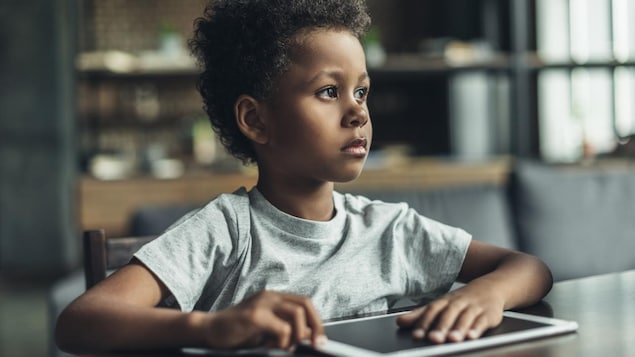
[458,269,635,357]
[85,269,635,357]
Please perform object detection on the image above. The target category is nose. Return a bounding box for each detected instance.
[342,102,369,128]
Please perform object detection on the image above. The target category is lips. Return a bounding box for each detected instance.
[341,138,368,155]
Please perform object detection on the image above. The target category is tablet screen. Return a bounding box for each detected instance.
[324,311,571,354]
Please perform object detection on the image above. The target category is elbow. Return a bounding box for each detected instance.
[55,306,97,354]
[519,252,554,302]
[538,256,554,296]
[504,251,554,304]
[54,308,81,354]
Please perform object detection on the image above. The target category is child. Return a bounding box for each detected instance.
[56,0,553,353]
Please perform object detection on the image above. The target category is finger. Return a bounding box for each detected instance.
[272,301,309,344]
[426,301,468,344]
[395,307,429,340]
[466,314,491,340]
[396,306,427,328]
[278,293,326,346]
[261,316,293,350]
[415,300,449,338]
[446,307,482,343]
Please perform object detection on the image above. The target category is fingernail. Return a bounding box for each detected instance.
[412,328,425,339]
[467,329,480,339]
[316,335,328,346]
[429,330,446,342]
[448,330,463,342]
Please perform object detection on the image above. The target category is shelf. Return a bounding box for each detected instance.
[79,157,511,237]
[76,50,199,79]
[77,51,635,80]
[78,67,199,80]
[370,53,512,77]
[78,114,199,126]
[76,51,517,80]
[531,60,635,71]
[371,53,635,76]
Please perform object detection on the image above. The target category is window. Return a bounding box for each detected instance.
[536,0,635,161]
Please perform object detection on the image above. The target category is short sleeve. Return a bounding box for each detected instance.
[394,207,472,300]
[134,192,248,311]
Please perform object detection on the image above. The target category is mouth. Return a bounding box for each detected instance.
[341,138,368,156]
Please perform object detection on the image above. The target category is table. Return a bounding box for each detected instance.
[461,269,635,357]
[85,269,635,357]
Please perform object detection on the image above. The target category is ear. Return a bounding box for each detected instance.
[234,95,268,144]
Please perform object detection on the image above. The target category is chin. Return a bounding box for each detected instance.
[332,174,362,183]
[331,166,365,183]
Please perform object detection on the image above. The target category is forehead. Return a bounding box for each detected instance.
[290,28,363,60]
[283,28,367,81]
[265,28,367,101]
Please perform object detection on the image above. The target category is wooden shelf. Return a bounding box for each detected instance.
[80,171,258,237]
[76,51,199,79]
[368,53,512,78]
[79,157,511,237]
[519,52,635,71]
[78,67,199,80]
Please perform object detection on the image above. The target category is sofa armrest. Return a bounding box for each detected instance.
[510,160,635,281]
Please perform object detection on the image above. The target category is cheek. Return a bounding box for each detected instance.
[285,109,335,136]
[270,117,317,149]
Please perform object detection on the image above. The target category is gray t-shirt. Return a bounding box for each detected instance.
[134,187,471,319]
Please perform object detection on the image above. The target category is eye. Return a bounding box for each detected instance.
[317,86,338,99]
[354,86,369,100]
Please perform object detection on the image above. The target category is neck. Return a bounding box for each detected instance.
[256,175,335,221]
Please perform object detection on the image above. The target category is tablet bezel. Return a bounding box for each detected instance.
[315,310,578,357]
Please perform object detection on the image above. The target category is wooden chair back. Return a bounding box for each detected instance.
[83,229,156,289]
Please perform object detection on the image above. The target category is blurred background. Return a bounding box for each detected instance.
[1,0,635,356]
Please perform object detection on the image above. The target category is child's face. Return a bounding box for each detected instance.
[259,29,372,184]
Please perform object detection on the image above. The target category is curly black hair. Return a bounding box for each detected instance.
[190,0,371,164]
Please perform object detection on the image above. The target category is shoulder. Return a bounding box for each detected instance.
[148,187,252,248]
[207,187,251,211]
[180,187,250,225]
[135,188,253,270]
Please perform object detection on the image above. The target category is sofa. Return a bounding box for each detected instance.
[49,159,635,356]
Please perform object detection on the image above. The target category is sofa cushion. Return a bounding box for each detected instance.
[511,161,635,281]
[130,186,517,251]
[354,184,517,250]
[129,204,200,236]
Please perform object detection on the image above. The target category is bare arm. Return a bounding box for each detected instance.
[55,260,326,354]
[457,239,553,309]
[397,240,553,343]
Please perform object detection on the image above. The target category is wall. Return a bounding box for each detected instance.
[0,0,78,275]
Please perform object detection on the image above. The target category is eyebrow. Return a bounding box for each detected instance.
[306,70,370,86]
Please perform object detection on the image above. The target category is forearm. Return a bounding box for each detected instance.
[465,252,553,310]
[55,296,209,354]
[397,243,553,344]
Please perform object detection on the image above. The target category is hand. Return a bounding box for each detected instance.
[203,290,327,350]
[396,283,504,344]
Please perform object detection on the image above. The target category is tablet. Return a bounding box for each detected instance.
[313,310,578,356]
